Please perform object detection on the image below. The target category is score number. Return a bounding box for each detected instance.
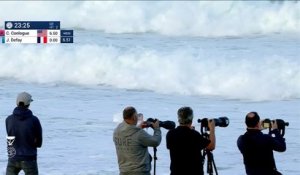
[49,38,59,43]
[48,30,60,36]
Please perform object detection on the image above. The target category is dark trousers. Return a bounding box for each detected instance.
[6,160,38,175]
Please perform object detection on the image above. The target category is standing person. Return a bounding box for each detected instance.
[237,112,286,175]
[113,106,162,175]
[6,92,43,175]
[166,106,216,175]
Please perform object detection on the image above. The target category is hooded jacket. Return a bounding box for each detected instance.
[6,107,43,161]
[113,121,161,175]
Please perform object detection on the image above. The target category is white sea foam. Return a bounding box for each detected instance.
[0,1,299,37]
[0,44,299,101]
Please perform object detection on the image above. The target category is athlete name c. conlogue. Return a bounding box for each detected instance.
[5,30,37,37]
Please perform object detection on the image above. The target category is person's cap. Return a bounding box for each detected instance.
[16,92,33,106]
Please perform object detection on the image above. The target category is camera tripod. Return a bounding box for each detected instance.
[201,129,218,175]
[202,145,218,174]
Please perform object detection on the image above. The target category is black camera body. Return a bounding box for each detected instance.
[261,118,289,136]
[146,118,176,130]
[197,117,229,128]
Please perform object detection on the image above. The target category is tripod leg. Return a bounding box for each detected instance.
[209,152,218,175]
[212,159,218,175]
[153,147,157,175]
[207,162,213,175]
[154,160,156,175]
[206,151,213,175]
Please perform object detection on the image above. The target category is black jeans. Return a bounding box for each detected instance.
[6,160,38,175]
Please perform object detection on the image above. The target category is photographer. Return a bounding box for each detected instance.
[166,106,215,175]
[237,112,286,175]
[113,106,161,175]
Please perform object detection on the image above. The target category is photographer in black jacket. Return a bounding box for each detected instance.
[6,92,43,175]
[166,106,215,175]
[237,112,286,175]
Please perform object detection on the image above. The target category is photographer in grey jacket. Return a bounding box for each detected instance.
[113,106,161,175]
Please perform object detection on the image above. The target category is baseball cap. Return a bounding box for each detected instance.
[16,92,33,106]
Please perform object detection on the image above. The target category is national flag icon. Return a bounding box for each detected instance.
[37,30,47,43]
[0,30,5,36]
[37,30,47,37]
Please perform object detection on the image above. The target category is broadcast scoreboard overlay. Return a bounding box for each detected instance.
[0,21,73,44]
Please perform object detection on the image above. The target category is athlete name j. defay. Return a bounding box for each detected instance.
[6,38,22,43]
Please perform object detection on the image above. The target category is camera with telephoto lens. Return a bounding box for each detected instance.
[197,117,230,128]
[197,117,229,135]
[261,118,289,136]
[146,118,176,130]
[196,116,229,174]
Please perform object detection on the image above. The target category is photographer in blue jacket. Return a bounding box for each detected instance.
[6,92,43,175]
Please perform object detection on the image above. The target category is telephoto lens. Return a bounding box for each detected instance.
[275,119,289,129]
[214,117,229,127]
[146,118,176,130]
[198,117,229,128]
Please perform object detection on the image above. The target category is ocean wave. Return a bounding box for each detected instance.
[0,44,299,101]
[0,1,299,37]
